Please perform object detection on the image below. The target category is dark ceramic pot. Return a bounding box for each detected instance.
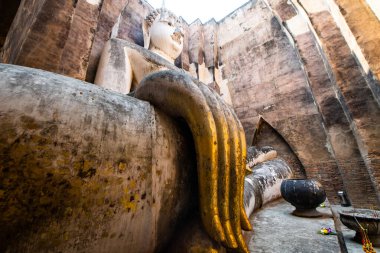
[280,179,326,217]
[340,209,380,246]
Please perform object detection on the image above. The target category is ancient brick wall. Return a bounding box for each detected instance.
[1,0,103,80]
[184,0,380,207]
[282,0,380,208]
[307,9,380,206]
[216,0,345,203]
[294,31,379,208]
[334,0,380,84]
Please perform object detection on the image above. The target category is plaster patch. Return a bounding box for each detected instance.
[286,14,310,36]
[86,0,101,5]
[198,62,213,84]
[111,15,122,38]
[215,66,233,105]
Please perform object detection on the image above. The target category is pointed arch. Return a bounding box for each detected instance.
[251,116,306,178]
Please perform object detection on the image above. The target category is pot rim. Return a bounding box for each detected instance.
[339,209,380,222]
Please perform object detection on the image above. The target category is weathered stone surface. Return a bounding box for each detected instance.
[1,0,47,63]
[115,0,151,45]
[307,9,380,204]
[0,64,195,253]
[188,19,204,66]
[244,158,293,216]
[334,0,380,83]
[294,29,379,208]
[1,0,102,81]
[217,0,344,202]
[176,17,191,71]
[59,0,102,80]
[203,19,217,68]
[266,0,297,21]
[13,0,75,72]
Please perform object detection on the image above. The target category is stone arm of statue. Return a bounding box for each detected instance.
[94,40,134,94]
[94,38,180,94]
[135,70,252,253]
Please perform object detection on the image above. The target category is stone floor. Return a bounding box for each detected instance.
[244,199,380,253]
[245,199,380,252]
[245,199,340,253]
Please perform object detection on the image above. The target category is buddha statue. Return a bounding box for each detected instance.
[94,8,184,94]
[95,7,252,253]
[95,8,250,252]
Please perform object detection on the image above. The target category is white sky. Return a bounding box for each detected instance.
[145,0,250,23]
[366,0,380,20]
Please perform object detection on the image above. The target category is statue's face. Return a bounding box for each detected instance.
[149,19,184,60]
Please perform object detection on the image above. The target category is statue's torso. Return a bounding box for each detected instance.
[95,38,184,94]
[127,47,171,90]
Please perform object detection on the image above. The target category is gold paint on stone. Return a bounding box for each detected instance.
[135,70,251,253]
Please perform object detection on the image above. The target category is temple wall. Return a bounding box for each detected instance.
[333,0,380,85]
[216,0,344,204]
[1,0,379,207]
[183,0,380,206]
[301,0,380,207]
[290,1,380,207]
[1,0,102,80]
[1,0,47,64]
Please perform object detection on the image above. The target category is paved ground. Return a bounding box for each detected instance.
[244,199,340,253]
[245,199,380,252]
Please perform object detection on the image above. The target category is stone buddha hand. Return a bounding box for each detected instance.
[135,70,252,253]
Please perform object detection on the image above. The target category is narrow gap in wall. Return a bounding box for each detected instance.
[0,0,22,50]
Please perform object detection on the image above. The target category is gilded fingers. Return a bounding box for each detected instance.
[199,81,250,252]
[136,70,250,252]
[232,110,252,232]
[220,100,249,253]
[135,71,225,244]
[198,83,237,249]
